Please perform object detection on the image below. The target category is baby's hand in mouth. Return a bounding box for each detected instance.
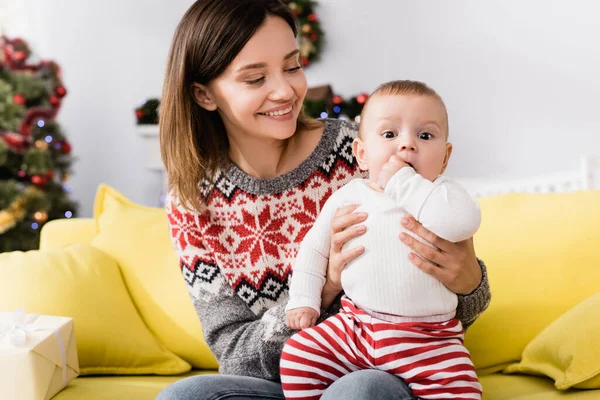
[378,155,410,189]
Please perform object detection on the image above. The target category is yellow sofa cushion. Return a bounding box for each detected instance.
[479,374,598,400]
[0,244,191,375]
[39,218,97,250]
[90,184,217,369]
[465,190,600,372]
[504,292,600,390]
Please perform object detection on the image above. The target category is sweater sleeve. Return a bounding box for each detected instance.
[166,193,295,381]
[456,259,491,329]
[384,168,481,242]
[286,189,342,314]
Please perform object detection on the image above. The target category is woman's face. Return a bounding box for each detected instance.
[198,16,307,145]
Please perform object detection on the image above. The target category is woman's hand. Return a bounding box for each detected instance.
[321,204,367,309]
[399,215,482,295]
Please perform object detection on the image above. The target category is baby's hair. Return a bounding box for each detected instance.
[359,80,449,138]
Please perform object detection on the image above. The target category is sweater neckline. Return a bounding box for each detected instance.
[224,119,338,195]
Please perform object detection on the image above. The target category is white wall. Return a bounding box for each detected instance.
[2,0,599,216]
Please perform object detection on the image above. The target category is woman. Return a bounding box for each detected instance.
[157,1,490,399]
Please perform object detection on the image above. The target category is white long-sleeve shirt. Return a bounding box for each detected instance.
[287,167,482,323]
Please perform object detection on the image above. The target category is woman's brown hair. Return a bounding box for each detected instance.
[160,0,317,212]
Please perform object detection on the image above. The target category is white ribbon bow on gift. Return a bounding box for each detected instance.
[0,308,68,387]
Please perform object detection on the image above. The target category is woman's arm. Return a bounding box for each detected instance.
[167,195,292,381]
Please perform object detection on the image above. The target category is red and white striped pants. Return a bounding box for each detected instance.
[280,297,482,400]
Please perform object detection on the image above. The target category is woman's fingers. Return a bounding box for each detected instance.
[331,204,367,234]
[339,244,365,265]
[407,252,447,284]
[399,232,444,266]
[331,223,366,252]
[401,216,451,251]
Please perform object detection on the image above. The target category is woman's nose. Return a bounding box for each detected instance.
[269,75,294,100]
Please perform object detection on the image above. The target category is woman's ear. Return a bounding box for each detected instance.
[191,83,217,111]
[352,138,369,171]
[440,142,453,174]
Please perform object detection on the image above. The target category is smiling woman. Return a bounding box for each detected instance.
[156,1,491,399]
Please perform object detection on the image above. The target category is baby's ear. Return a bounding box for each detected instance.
[352,137,368,171]
[191,83,217,111]
[440,142,453,174]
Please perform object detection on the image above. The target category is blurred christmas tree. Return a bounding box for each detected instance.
[0,36,77,252]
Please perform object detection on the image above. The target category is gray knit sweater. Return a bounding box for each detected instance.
[166,119,491,382]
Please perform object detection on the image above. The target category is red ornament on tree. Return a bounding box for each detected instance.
[14,50,26,61]
[31,175,48,186]
[55,86,67,97]
[49,96,60,106]
[17,170,27,178]
[1,132,28,152]
[310,32,318,41]
[61,141,72,154]
[356,93,369,104]
[302,58,310,67]
[135,109,145,120]
[13,94,26,105]
[308,13,318,22]
[46,170,55,180]
[333,96,343,105]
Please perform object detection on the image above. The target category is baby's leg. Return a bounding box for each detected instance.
[280,313,370,400]
[377,319,482,400]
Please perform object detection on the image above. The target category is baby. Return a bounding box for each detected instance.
[281,80,482,399]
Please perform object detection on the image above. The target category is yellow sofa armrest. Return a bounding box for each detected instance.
[39,218,97,250]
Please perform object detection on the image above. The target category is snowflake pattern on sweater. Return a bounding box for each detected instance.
[167,119,367,315]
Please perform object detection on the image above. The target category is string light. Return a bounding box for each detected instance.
[159,194,167,203]
[64,211,73,218]
[37,120,45,128]
[320,112,328,118]
[333,106,341,113]
[45,135,53,143]
[31,222,39,229]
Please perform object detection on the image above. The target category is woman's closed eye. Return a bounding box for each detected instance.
[286,66,302,73]
[245,66,301,85]
[246,76,265,85]
[418,132,433,140]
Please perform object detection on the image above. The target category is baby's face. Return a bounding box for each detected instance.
[355,94,452,183]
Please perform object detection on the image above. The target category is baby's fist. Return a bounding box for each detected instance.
[286,307,319,330]
[378,155,409,190]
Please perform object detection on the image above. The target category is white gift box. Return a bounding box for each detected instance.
[0,309,79,400]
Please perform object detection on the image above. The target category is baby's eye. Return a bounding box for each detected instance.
[419,132,433,140]
[382,131,397,139]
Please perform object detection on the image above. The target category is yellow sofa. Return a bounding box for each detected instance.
[1,185,600,400]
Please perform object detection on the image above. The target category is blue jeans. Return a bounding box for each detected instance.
[156,370,415,399]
